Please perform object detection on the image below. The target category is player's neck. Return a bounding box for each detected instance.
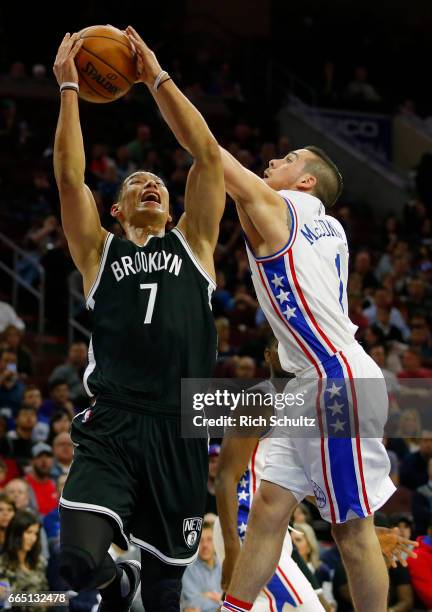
[125,224,165,246]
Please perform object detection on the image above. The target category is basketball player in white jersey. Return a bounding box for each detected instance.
[218,146,396,612]
[214,336,326,612]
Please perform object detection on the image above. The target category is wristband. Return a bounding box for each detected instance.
[60,81,79,94]
[153,70,169,91]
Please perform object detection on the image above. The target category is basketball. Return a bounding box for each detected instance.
[75,25,136,103]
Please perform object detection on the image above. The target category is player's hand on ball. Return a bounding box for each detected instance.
[125,26,162,86]
[53,33,83,86]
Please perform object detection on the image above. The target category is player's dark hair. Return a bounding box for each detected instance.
[116,171,166,202]
[304,146,343,208]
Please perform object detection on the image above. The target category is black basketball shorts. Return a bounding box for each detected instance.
[60,399,208,565]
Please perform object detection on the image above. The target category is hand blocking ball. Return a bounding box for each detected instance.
[75,25,136,103]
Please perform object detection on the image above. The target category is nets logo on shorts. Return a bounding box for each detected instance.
[183,517,203,549]
[311,480,327,508]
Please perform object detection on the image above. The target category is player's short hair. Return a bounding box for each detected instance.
[303,146,343,208]
[116,171,166,202]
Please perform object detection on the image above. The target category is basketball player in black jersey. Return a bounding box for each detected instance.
[53,28,224,611]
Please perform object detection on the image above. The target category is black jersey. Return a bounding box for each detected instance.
[83,228,217,413]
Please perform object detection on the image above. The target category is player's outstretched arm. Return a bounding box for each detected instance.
[215,435,259,592]
[53,33,107,293]
[125,26,224,276]
[220,147,291,255]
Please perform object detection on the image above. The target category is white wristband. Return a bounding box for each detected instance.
[60,81,79,93]
[153,70,168,91]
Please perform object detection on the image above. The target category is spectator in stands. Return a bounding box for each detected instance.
[0,494,15,553]
[88,143,114,182]
[215,318,234,363]
[0,302,24,334]
[0,326,33,377]
[371,307,404,344]
[412,458,432,536]
[181,521,222,611]
[235,356,256,379]
[126,124,153,166]
[43,473,67,546]
[0,347,25,414]
[50,432,73,482]
[46,410,72,446]
[398,348,432,379]
[292,502,313,525]
[382,437,400,485]
[38,380,75,422]
[346,65,381,107]
[409,321,432,366]
[48,341,87,406]
[400,432,432,490]
[353,250,379,291]
[0,509,48,607]
[3,480,34,513]
[404,278,432,320]
[363,288,410,341]
[369,345,400,397]
[206,444,220,515]
[18,216,63,285]
[213,273,234,316]
[24,443,57,516]
[387,565,414,612]
[115,145,137,181]
[388,513,414,541]
[20,386,48,442]
[6,405,37,468]
[388,408,421,461]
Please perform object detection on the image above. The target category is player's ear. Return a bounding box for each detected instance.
[111,203,121,219]
[297,173,317,192]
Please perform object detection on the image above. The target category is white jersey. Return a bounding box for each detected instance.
[245,190,358,375]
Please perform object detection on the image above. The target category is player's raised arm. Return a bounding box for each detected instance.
[215,435,259,592]
[53,33,107,293]
[125,26,224,276]
[220,146,291,254]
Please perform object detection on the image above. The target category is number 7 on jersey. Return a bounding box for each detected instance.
[140,283,158,324]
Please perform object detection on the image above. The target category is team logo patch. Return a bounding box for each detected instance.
[311,480,327,508]
[183,517,203,549]
[82,408,93,423]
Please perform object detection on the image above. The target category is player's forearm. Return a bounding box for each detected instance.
[54,91,86,187]
[214,473,241,552]
[149,79,219,161]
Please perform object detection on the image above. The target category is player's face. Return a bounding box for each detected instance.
[114,172,170,228]
[263,149,314,191]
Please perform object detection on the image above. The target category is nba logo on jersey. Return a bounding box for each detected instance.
[183,517,203,548]
[311,480,327,508]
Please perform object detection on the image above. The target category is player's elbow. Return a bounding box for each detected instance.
[196,136,221,165]
[55,167,85,190]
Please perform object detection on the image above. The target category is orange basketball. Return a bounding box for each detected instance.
[75,25,137,103]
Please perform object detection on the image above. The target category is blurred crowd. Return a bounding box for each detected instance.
[1,39,432,612]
